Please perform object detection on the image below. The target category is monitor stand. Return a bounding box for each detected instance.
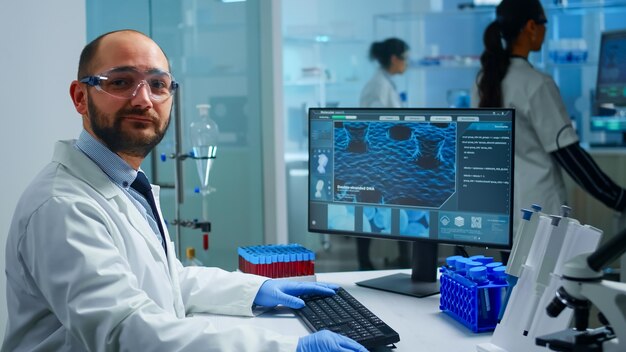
[356,241,439,298]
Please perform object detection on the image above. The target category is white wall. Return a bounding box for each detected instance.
[0,0,85,341]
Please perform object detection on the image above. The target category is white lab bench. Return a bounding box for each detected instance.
[199,269,492,351]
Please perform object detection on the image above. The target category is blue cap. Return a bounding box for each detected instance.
[486,262,503,272]
[521,209,533,221]
[468,266,488,283]
[531,204,543,212]
[455,257,469,271]
[475,256,494,265]
[469,255,485,261]
[445,255,464,268]
[465,260,483,270]
[492,266,507,282]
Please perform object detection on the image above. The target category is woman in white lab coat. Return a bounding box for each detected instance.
[472,0,626,247]
[360,37,409,108]
[357,38,410,270]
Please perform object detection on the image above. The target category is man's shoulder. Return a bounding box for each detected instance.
[17,156,104,214]
[15,162,78,213]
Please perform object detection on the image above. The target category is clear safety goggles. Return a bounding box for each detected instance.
[80,67,179,102]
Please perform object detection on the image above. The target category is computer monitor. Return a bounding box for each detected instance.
[596,29,626,109]
[590,29,626,138]
[308,107,514,297]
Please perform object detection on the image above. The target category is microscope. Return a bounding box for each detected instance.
[536,227,626,351]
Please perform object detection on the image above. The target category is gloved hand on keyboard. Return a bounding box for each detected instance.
[297,330,368,352]
[253,280,338,309]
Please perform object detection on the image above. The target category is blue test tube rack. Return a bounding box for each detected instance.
[439,258,508,333]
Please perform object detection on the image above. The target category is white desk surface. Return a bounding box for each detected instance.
[201,269,492,351]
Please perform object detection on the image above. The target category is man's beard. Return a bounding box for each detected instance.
[87,99,170,158]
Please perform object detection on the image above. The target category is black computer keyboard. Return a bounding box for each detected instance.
[294,287,400,350]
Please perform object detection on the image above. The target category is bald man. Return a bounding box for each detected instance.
[2,30,366,352]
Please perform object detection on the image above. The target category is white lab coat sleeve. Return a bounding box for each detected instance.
[527,77,579,153]
[19,196,298,352]
[175,259,268,316]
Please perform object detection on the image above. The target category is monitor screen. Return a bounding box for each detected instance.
[596,29,626,108]
[308,107,514,297]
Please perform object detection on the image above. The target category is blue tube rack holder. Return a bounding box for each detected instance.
[439,266,508,333]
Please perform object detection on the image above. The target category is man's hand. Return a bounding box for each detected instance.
[253,280,338,309]
[297,330,368,352]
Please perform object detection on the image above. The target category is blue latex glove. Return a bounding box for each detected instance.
[297,330,368,352]
[253,280,339,309]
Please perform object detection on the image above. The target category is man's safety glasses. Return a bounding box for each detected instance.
[80,67,179,102]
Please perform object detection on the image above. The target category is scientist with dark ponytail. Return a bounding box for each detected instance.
[472,0,626,234]
[360,37,409,108]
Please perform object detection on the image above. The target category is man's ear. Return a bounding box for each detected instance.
[70,80,88,116]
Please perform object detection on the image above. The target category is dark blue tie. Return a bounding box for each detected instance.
[131,171,167,254]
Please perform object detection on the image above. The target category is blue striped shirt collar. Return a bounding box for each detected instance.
[75,129,138,190]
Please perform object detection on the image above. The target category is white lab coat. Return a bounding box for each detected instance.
[471,58,579,231]
[360,68,402,108]
[2,140,299,352]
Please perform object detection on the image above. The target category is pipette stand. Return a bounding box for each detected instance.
[477,213,603,352]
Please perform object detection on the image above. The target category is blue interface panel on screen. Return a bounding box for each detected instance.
[308,108,514,249]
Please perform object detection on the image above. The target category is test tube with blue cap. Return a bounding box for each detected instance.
[454,257,470,276]
[469,254,485,262]
[485,261,503,280]
[445,255,464,271]
[469,266,491,321]
[474,256,494,265]
[491,265,508,311]
[465,260,483,273]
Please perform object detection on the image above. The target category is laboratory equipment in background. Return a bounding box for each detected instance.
[189,104,219,205]
[477,206,603,352]
[183,247,204,267]
[548,39,588,64]
[446,89,471,108]
[163,98,218,259]
[536,224,626,351]
[238,244,316,280]
[588,29,626,146]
